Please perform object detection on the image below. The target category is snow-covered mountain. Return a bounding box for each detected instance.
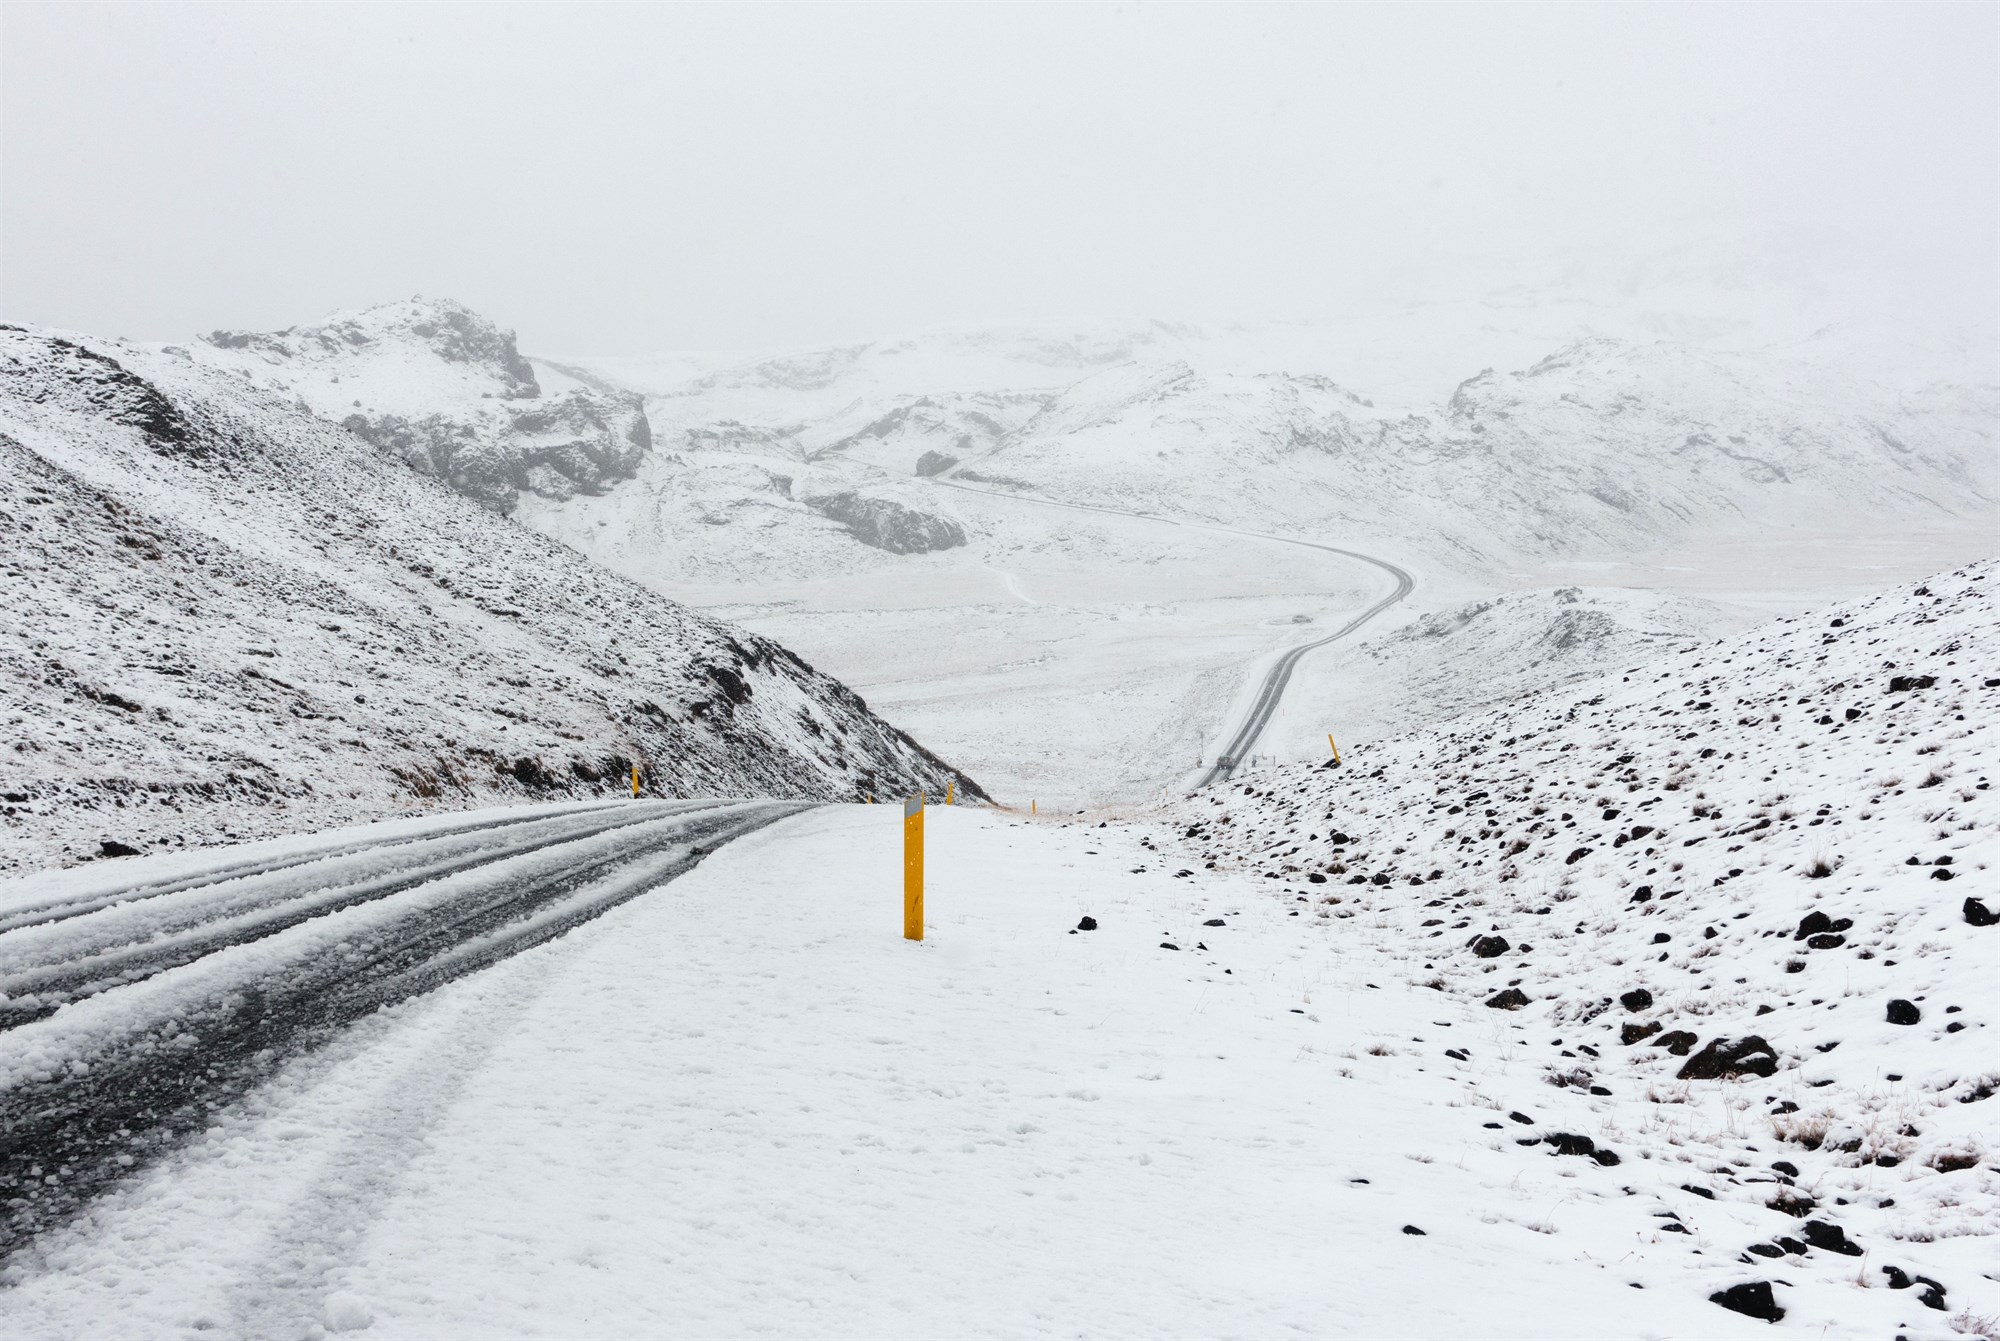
[1163,562,1996,1322]
[192,299,650,513]
[935,335,1995,565]
[0,324,983,872]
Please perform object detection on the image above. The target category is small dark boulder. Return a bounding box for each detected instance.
[1470,934,1510,958]
[1620,988,1654,1012]
[1484,987,1530,1011]
[1964,897,1998,927]
[1677,1035,1778,1080]
[98,839,142,858]
[1887,674,1937,692]
[1806,933,1846,949]
[1159,942,1181,951]
[1202,918,1226,927]
[1564,847,1592,865]
[1885,998,1921,1025]
[1621,1020,1662,1045]
[1401,1224,1426,1235]
[1655,1030,1698,1055]
[1709,1281,1784,1323]
[1801,1220,1862,1256]
[1546,1132,1596,1156]
[1076,916,1097,931]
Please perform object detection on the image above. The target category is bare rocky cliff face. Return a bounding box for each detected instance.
[193,298,649,513]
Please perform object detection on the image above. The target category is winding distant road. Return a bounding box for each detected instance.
[934,480,1414,787]
[0,798,811,1255]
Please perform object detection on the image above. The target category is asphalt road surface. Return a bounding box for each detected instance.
[0,797,811,1255]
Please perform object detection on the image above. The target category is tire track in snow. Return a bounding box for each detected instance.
[934,480,1415,786]
[0,799,810,1257]
[0,800,737,1025]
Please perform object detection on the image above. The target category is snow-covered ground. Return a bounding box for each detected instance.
[2,563,1991,1338]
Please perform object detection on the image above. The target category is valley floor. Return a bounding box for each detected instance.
[4,806,1988,1338]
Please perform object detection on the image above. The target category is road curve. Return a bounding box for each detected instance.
[0,797,812,1255]
[933,480,1414,788]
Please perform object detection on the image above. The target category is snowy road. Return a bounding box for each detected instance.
[0,797,810,1254]
[933,480,1413,786]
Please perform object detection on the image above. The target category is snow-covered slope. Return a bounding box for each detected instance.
[0,325,983,873]
[944,336,1995,566]
[190,299,650,513]
[1161,563,1997,1322]
[1281,584,1736,747]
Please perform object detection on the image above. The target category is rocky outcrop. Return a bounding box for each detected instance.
[193,298,651,513]
[804,491,968,554]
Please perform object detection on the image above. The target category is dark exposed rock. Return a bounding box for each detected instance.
[1801,1220,1861,1256]
[1401,1224,1426,1235]
[1887,674,1937,692]
[97,839,141,858]
[1655,1030,1698,1055]
[1470,934,1510,958]
[913,449,959,476]
[1677,1035,1778,1080]
[1709,1281,1784,1323]
[1076,916,1097,931]
[1484,987,1530,1011]
[1885,998,1921,1026]
[1806,933,1846,949]
[1620,1020,1662,1045]
[804,491,968,554]
[1564,846,1591,865]
[1620,988,1653,1012]
[1964,897,1997,927]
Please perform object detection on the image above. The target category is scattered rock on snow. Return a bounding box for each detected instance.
[1485,988,1530,1010]
[1470,934,1510,958]
[1885,998,1922,1025]
[1964,897,1997,927]
[1800,1220,1862,1256]
[1709,1281,1785,1323]
[1619,987,1653,1012]
[1676,1035,1778,1080]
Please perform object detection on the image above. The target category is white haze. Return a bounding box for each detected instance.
[2,2,1994,357]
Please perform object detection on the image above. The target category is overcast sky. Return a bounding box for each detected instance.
[2,3,1994,356]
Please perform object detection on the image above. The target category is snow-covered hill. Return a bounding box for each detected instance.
[1160,562,1997,1324]
[191,299,649,513]
[942,336,1995,566]
[0,324,983,873]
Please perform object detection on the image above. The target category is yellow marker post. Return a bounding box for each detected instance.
[631,763,641,797]
[903,792,924,941]
[946,780,954,807]
[1327,734,1341,765]
[1031,799,1037,815]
